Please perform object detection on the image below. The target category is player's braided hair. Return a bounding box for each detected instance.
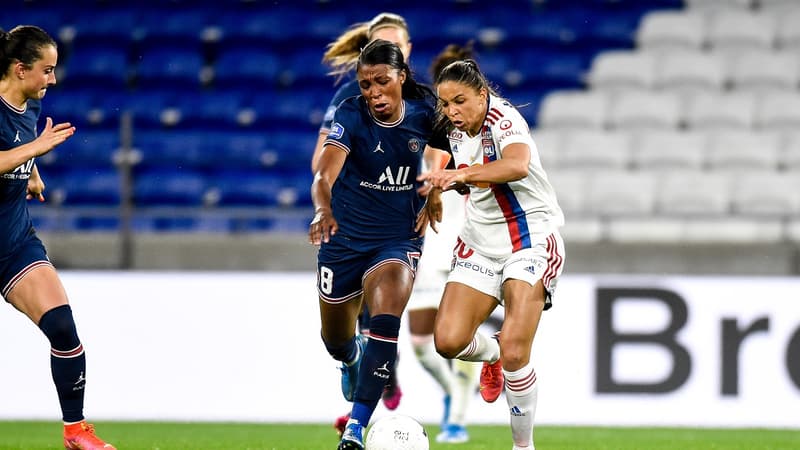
[358,39,433,102]
[323,12,409,82]
[0,25,56,79]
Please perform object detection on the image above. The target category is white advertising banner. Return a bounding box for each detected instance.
[0,272,798,427]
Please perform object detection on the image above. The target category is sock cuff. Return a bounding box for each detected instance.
[366,314,400,341]
[504,362,537,394]
[409,333,433,348]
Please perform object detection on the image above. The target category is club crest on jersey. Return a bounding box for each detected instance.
[482,138,495,156]
[329,122,344,139]
[408,138,421,153]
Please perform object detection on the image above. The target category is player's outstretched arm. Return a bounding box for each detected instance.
[0,117,75,174]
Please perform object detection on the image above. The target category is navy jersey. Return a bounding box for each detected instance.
[0,97,41,258]
[324,95,438,241]
[319,79,360,134]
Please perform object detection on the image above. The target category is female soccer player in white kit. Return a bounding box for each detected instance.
[419,59,566,450]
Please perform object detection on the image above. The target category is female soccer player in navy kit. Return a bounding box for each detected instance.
[315,13,411,419]
[0,25,115,450]
[420,60,566,450]
[309,39,447,450]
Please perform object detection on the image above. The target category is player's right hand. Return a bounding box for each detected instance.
[35,117,76,156]
[309,207,338,245]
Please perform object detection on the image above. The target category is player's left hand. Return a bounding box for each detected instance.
[416,187,442,235]
[26,175,45,202]
[418,169,467,192]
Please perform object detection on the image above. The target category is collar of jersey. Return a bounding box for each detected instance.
[368,99,405,128]
[0,95,27,114]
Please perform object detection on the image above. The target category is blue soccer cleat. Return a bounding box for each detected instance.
[436,423,469,444]
[337,421,365,449]
[340,334,367,402]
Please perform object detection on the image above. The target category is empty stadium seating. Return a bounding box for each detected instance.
[5,0,797,241]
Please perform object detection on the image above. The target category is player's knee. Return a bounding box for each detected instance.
[38,304,80,350]
[434,334,466,359]
[498,337,530,369]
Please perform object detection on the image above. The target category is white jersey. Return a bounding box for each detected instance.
[446,95,564,258]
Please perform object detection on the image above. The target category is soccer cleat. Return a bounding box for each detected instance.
[381,382,402,410]
[479,358,504,403]
[435,423,469,443]
[63,421,116,449]
[340,334,367,402]
[334,412,350,437]
[337,421,365,449]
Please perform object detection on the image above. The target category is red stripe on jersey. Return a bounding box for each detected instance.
[484,152,525,252]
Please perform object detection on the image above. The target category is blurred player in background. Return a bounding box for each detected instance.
[0,25,116,450]
[315,13,411,434]
[405,42,482,445]
[309,39,448,450]
[420,59,566,450]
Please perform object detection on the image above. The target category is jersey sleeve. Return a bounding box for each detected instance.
[491,102,531,150]
[322,98,359,154]
[319,80,360,133]
[427,127,451,153]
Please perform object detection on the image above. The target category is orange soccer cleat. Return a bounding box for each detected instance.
[64,421,116,450]
[479,359,505,403]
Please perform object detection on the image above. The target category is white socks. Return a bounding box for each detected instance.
[411,334,455,397]
[449,359,480,426]
[504,362,538,449]
[455,331,500,364]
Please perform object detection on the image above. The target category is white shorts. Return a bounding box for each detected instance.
[447,231,565,309]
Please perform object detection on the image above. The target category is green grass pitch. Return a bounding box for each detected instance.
[1,421,798,449]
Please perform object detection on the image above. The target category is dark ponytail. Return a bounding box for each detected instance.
[0,25,56,80]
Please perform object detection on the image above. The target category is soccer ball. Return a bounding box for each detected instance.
[365,414,429,450]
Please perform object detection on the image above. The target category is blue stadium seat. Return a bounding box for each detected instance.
[135,46,206,89]
[133,169,208,206]
[213,47,281,89]
[42,130,120,171]
[135,130,215,171]
[122,90,179,130]
[56,168,121,206]
[243,90,325,131]
[167,90,247,130]
[267,131,319,171]
[284,47,332,87]
[133,215,231,233]
[134,9,212,49]
[62,45,130,90]
[44,88,98,129]
[210,170,283,207]
[211,11,282,47]
[65,8,138,49]
[516,49,588,91]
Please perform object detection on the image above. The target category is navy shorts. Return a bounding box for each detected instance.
[316,234,423,304]
[0,234,51,300]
